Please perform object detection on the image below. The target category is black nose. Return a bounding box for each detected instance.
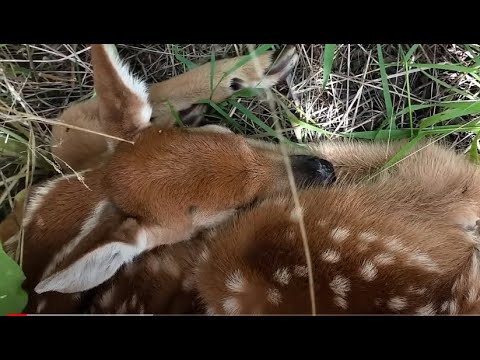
[289,155,336,188]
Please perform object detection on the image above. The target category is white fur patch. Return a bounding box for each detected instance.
[387,296,408,311]
[41,200,109,280]
[294,265,308,277]
[226,270,245,293]
[223,297,241,314]
[330,228,350,243]
[102,44,152,126]
[192,209,236,229]
[384,236,407,253]
[116,301,127,314]
[407,286,426,295]
[273,267,291,285]
[372,253,395,266]
[358,232,378,243]
[321,249,341,263]
[130,294,138,309]
[330,275,351,298]
[35,234,145,294]
[36,299,47,313]
[290,207,303,222]
[415,303,436,315]
[406,250,440,273]
[333,296,348,310]
[199,247,210,263]
[359,260,378,282]
[205,306,217,315]
[266,288,282,306]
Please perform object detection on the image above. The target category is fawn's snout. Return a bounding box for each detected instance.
[289,155,336,187]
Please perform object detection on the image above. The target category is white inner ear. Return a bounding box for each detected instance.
[101,44,152,126]
[34,241,142,294]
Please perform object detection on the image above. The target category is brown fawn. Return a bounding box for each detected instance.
[3,44,480,315]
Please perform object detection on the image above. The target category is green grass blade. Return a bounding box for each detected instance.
[166,102,184,127]
[376,45,394,129]
[380,135,425,171]
[469,131,480,164]
[404,44,420,63]
[419,102,480,129]
[172,45,198,71]
[209,50,216,96]
[228,100,278,137]
[322,44,336,89]
[410,63,480,73]
[200,100,244,133]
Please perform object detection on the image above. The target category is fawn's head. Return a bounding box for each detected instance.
[89,44,336,223]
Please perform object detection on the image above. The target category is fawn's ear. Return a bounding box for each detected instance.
[90,44,152,140]
[35,219,148,294]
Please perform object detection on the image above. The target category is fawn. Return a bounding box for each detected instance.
[3,44,480,315]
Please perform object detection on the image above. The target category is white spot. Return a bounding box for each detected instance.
[333,296,348,310]
[330,228,350,243]
[130,294,138,309]
[294,265,308,277]
[274,267,291,285]
[192,209,236,229]
[223,297,241,314]
[415,303,436,315]
[226,270,245,293]
[407,286,426,295]
[448,300,458,314]
[440,301,449,313]
[116,301,127,314]
[358,232,378,243]
[35,240,143,294]
[321,249,341,263]
[102,44,152,126]
[161,254,182,279]
[387,296,408,311]
[372,253,395,266]
[199,247,210,263]
[267,288,282,306]
[374,298,383,307]
[36,217,45,227]
[205,306,217,315]
[40,200,109,280]
[290,207,303,222]
[407,250,440,273]
[384,236,406,253]
[36,299,47,313]
[330,275,351,298]
[317,219,327,227]
[359,260,378,282]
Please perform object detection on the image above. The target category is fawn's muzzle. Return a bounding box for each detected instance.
[289,155,336,188]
